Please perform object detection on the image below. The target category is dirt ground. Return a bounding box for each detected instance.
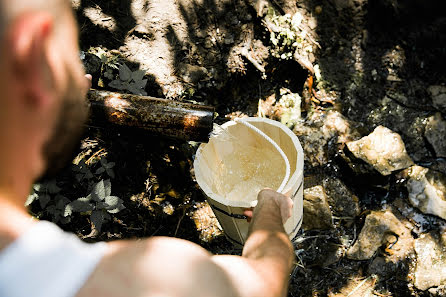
[28,0,446,296]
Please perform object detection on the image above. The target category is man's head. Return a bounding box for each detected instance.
[0,0,90,197]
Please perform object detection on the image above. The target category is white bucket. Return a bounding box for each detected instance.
[193,117,304,246]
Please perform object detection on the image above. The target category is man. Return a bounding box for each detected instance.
[0,1,295,296]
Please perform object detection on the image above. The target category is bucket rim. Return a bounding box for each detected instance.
[194,117,304,207]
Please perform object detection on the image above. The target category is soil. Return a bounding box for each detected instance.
[31,0,446,296]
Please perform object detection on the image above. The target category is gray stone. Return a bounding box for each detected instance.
[224,34,235,45]
[425,112,446,157]
[414,230,446,290]
[303,185,333,230]
[406,166,446,220]
[347,210,413,260]
[346,126,414,176]
[428,85,446,111]
[178,63,208,84]
[323,177,360,219]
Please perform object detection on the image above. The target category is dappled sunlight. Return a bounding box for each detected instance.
[82,7,117,31]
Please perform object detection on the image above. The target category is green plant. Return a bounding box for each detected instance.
[95,158,115,179]
[46,195,72,224]
[65,179,125,233]
[26,180,61,209]
[109,63,148,96]
[86,47,120,88]
[73,159,94,182]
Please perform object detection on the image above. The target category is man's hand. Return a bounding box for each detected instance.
[244,189,293,224]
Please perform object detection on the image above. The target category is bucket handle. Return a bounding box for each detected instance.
[235,119,291,193]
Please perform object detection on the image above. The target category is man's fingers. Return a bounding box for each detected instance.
[243,208,254,222]
[85,74,92,89]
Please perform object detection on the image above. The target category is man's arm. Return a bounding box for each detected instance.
[212,189,295,297]
[76,189,294,297]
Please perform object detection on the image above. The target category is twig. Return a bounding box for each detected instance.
[241,48,265,74]
[174,208,186,237]
[86,148,106,165]
[347,275,375,297]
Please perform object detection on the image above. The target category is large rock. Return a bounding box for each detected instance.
[323,177,360,219]
[303,185,333,230]
[428,85,446,111]
[346,126,414,176]
[406,165,446,220]
[414,230,446,290]
[425,113,446,157]
[347,210,413,260]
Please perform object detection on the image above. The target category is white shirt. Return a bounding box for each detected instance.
[0,220,107,297]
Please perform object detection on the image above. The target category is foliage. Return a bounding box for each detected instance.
[109,63,148,96]
[73,159,94,182]
[26,180,61,209]
[265,8,313,60]
[95,158,115,179]
[84,47,120,88]
[26,154,123,235]
[66,179,125,233]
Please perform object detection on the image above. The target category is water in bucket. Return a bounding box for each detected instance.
[213,136,286,203]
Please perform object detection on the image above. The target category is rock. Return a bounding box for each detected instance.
[303,185,333,230]
[323,177,360,219]
[429,285,446,296]
[294,110,362,168]
[294,125,330,167]
[322,110,363,144]
[428,85,446,111]
[275,88,301,129]
[406,165,446,220]
[178,63,208,84]
[347,210,413,260]
[191,201,223,243]
[346,126,414,176]
[425,112,446,157]
[414,230,446,290]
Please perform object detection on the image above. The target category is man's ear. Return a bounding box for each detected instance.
[7,12,55,108]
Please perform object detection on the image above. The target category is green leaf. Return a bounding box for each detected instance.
[106,168,115,179]
[105,161,115,169]
[25,193,38,207]
[104,196,122,209]
[95,167,105,175]
[64,205,72,217]
[39,194,51,209]
[119,63,132,81]
[60,216,71,224]
[103,179,112,197]
[45,180,61,194]
[92,180,107,200]
[90,210,110,233]
[107,204,126,214]
[134,79,148,90]
[109,79,126,90]
[68,198,94,212]
[33,184,42,192]
[131,69,146,82]
[55,195,70,209]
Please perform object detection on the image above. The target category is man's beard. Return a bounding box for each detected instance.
[37,81,90,181]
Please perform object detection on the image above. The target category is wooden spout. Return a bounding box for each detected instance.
[87,89,215,142]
